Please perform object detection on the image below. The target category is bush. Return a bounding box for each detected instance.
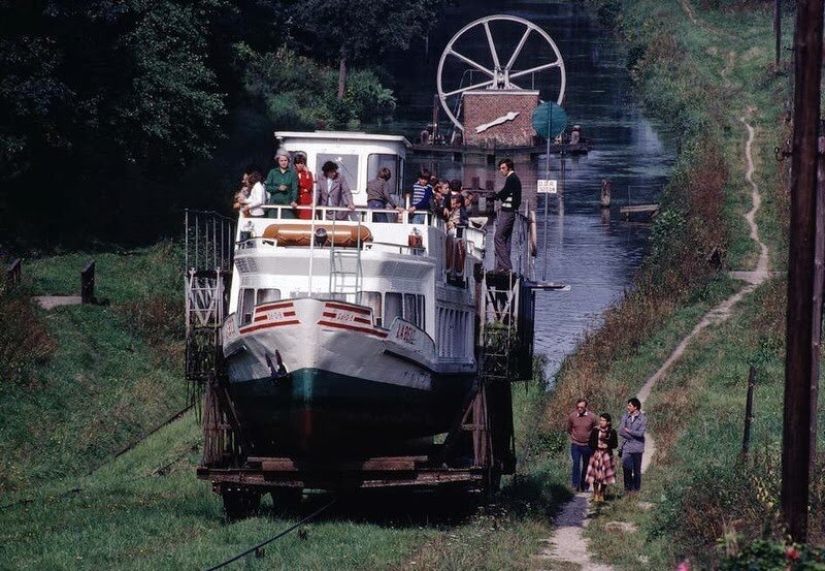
[0,279,55,389]
[718,540,825,570]
[234,44,396,129]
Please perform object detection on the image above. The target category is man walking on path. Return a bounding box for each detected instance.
[567,399,597,492]
[618,397,647,494]
[493,158,521,272]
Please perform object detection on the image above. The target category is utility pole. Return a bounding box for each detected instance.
[782,0,824,543]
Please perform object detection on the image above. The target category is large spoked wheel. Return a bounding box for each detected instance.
[437,14,566,133]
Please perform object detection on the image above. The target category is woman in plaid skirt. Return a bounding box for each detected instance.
[585,413,619,503]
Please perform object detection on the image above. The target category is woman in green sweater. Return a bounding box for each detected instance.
[264,149,298,219]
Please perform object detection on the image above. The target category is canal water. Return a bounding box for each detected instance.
[379,1,676,385]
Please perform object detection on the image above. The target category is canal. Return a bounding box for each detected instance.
[380,0,677,385]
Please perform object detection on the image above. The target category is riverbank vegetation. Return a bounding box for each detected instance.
[543,0,822,568]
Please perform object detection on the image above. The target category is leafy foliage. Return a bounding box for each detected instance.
[234,44,396,129]
[291,0,447,97]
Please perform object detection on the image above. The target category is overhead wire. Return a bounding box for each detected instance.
[204,498,337,571]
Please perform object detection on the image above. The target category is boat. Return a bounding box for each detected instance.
[219,131,489,458]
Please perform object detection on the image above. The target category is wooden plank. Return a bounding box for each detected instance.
[247,455,430,473]
[619,204,659,215]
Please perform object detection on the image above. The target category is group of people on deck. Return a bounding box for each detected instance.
[567,397,648,503]
[232,151,521,271]
[234,150,356,221]
[232,150,484,228]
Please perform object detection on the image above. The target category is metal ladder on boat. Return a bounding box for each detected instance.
[329,246,362,303]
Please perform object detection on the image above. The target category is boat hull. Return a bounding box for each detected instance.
[230,368,473,456]
[222,298,476,456]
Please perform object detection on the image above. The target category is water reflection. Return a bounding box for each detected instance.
[378,2,676,384]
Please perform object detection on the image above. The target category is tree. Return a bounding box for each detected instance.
[0,0,231,244]
[291,0,447,99]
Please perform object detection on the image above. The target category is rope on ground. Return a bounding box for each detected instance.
[204,499,337,571]
[86,402,195,475]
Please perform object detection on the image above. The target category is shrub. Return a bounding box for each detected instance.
[0,278,55,389]
[718,540,825,570]
[234,44,396,129]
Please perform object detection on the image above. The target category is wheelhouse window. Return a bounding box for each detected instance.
[404,293,425,329]
[256,288,281,304]
[385,292,402,325]
[240,288,255,325]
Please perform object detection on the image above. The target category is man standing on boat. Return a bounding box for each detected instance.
[318,161,355,220]
[493,158,521,272]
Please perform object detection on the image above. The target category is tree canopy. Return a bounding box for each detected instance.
[292,0,447,98]
[0,0,448,248]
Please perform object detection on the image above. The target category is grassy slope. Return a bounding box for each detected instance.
[0,243,188,489]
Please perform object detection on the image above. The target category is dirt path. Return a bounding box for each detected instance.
[534,117,770,570]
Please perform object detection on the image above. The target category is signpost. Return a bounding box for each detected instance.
[537,179,558,194]
[532,102,568,282]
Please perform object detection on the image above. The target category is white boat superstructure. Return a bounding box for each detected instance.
[219,131,488,455]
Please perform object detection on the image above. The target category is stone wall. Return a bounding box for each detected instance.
[463,90,539,148]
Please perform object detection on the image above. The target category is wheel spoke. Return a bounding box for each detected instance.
[448,48,495,78]
[442,78,496,98]
[504,28,533,71]
[509,60,563,80]
[483,21,502,70]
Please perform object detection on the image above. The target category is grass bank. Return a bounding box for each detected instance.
[539,0,824,568]
[0,243,188,491]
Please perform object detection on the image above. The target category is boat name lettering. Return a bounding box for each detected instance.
[324,309,358,323]
[223,318,237,339]
[395,323,416,344]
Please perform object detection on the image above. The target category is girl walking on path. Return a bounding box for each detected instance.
[585,413,619,503]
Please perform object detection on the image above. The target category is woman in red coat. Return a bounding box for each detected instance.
[294,154,314,220]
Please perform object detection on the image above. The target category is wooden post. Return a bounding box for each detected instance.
[742,366,756,456]
[6,258,21,286]
[80,260,95,304]
[782,0,823,542]
[775,0,782,69]
[600,179,612,208]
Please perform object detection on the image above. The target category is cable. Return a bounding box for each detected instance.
[204,499,336,571]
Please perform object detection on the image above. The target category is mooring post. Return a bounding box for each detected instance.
[742,366,757,455]
[81,260,95,304]
[6,258,21,286]
[600,178,612,208]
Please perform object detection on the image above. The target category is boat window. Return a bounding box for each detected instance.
[385,292,402,325]
[318,153,360,193]
[256,288,281,304]
[240,288,255,325]
[363,291,383,327]
[368,153,404,197]
[404,293,425,329]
